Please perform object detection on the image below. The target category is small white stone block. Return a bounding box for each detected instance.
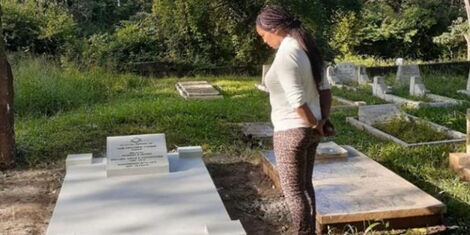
[177,146,203,158]
[205,220,246,235]
[66,153,92,169]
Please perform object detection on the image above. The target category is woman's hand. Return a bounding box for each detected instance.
[312,119,326,136]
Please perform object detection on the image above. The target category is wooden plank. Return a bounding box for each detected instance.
[260,145,445,232]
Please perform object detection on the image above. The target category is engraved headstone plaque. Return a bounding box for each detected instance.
[106,134,169,177]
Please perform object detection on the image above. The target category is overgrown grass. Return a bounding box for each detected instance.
[373,116,448,143]
[9,57,470,233]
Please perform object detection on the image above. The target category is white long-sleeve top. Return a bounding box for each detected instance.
[265,36,330,132]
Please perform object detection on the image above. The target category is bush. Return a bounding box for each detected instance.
[2,0,76,54]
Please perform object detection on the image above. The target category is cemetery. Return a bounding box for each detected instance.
[372,66,462,108]
[4,1,470,235]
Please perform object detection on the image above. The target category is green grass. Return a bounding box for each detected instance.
[389,84,434,102]
[373,116,448,143]
[8,57,470,233]
[331,86,387,105]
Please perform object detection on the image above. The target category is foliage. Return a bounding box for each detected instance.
[2,0,76,54]
[433,17,468,60]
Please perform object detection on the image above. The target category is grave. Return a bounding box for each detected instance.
[176,81,223,99]
[396,65,421,85]
[260,145,446,234]
[372,76,461,108]
[457,70,470,96]
[347,104,466,147]
[47,133,245,235]
[449,109,470,182]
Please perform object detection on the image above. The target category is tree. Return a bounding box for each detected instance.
[0,3,15,169]
[464,0,470,59]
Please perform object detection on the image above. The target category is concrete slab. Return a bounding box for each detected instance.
[47,153,242,235]
[332,96,366,110]
[260,146,446,233]
[176,81,223,99]
[66,153,92,169]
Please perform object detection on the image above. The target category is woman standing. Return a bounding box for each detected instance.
[256,5,332,235]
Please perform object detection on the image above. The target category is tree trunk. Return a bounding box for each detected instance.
[465,0,470,60]
[0,4,15,169]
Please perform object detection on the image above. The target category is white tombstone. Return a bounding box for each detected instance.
[358,104,403,125]
[357,66,370,85]
[409,76,427,97]
[372,76,388,98]
[395,58,405,66]
[335,62,358,84]
[326,65,341,85]
[396,65,420,84]
[466,70,470,91]
[106,133,170,177]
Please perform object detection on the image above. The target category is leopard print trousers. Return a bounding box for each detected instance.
[273,127,321,235]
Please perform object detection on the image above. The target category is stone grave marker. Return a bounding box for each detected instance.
[326,65,341,84]
[335,62,358,84]
[48,137,245,234]
[106,133,169,177]
[409,76,427,97]
[66,153,92,169]
[458,70,470,96]
[372,76,389,98]
[261,146,446,233]
[358,104,402,125]
[176,81,223,99]
[357,66,370,85]
[396,65,420,84]
[395,58,405,66]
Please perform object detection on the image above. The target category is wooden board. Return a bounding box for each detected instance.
[176,81,223,99]
[260,145,445,233]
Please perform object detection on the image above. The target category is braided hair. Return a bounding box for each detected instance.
[256,5,324,90]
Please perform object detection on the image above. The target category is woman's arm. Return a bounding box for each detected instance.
[319,89,332,120]
[294,104,325,135]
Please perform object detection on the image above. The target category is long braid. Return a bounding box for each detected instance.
[256,5,324,91]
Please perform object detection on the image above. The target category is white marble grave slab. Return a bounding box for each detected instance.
[106,133,169,177]
[47,153,243,235]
